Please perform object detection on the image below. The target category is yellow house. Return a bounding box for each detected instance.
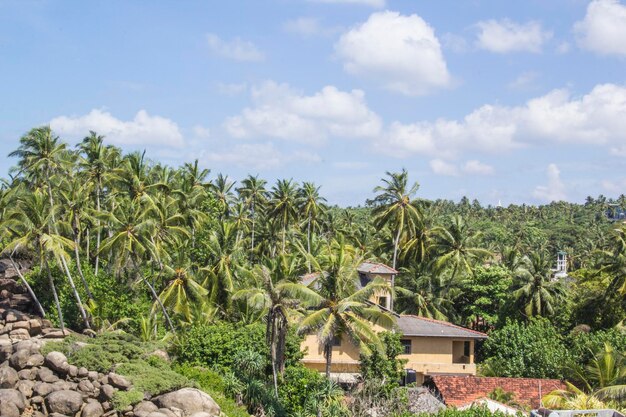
[299,262,487,384]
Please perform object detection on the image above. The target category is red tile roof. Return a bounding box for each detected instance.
[428,375,567,408]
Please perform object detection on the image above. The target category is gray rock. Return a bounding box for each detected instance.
[51,380,74,392]
[33,381,54,396]
[13,339,42,354]
[30,395,44,404]
[146,413,170,417]
[15,379,34,397]
[133,400,159,417]
[0,366,18,388]
[190,413,217,417]
[0,401,20,417]
[82,400,105,417]
[99,383,115,401]
[8,349,30,369]
[29,319,42,335]
[9,328,30,340]
[78,367,89,377]
[88,371,99,381]
[155,409,178,417]
[0,339,12,361]
[37,367,59,383]
[45,389,85,415]
[12,320,30,331]
[78,379,95,393]
[108,372,132,390]
[26,353,45,367]
[0,388,25,411]
[153,388,220,417]
[45,351,70,373]
[68,364,78,377]
[17,368,36,380]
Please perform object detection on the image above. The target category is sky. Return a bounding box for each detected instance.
[1,0,626,206]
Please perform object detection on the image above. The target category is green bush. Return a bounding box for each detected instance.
[116,359,189,397]
[278,365,325,416]
[111,389,144,411]
[415,405,523,417]
[175,364,250,417]
[360,331,405,391]
[481,318,571,379]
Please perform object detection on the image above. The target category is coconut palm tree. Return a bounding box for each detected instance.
[431,215,492,279]
[298,239,394,377]
[159,264,208,323]
[237,175,268,259]
[511,252,565,318]
[371,170,424,271]
[211,173,236,219]
[203,221,242,312]
[268,179,300,255]
[234,264,321,396]
[299,182,327,270]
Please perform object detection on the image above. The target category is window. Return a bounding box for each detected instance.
[400,339,411,355]
[464,341,471,357]
[378,296,387,307]
[332,336,341,347]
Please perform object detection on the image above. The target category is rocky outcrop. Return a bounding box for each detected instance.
[0,259,223,416]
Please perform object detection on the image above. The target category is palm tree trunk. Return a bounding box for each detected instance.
[390,226,402,312]
[72,220,93,299]
[95,181,101,276]
[324,341,333,378]
[59,255,91,329]
[9,255,45,318]
[307,214,312,273]
[45,257,65,333]
[250,201,255,260]
[282,224,286,255]
[132,258,176,334]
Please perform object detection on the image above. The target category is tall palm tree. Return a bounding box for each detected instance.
[234,264,321,396]
[211,173,236,219]
[298,239,394,377]
[396,265,456,320]
[268,179,299,255]
[511,252,565,318]
[431,215,491,279]
[371,170,424,271]
[203,221,242,312]
[237,175,268,259]
[159,264,208,324]
[299,182,327,270]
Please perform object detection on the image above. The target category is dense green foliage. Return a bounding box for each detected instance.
[414,406,523,417]
[2,127,626,415]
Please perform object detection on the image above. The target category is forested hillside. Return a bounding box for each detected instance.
[1,126,626,416]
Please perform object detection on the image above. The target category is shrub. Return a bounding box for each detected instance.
[278,365,324,416]
[415,405,523,417]
[112,389,144,411]
[116,359,189,397]
[360,331,405,392]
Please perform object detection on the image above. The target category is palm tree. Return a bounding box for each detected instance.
[237,175,268,259]
[203,221,242,312]
[211,173,236,218]
[234,264,321,397]
[159,264,208,323]
[299,182,327,270]
[396,265,456,320]
[431,215,491,279]
[371,170,424,271]
[268,179,299,254]
[511,252,565,318]
[298,239,394,377]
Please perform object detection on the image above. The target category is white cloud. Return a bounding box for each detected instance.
[430,159,459,176]
[201,143,320,170]
[216,82,248,95]
[335,11,450,95]
[463,160,494,175]
[283,17,337,37]
[533,163,567,202]
[508,71,540,90]
[378,83,626,159]
[602,178,626,193]
[206,34,264,62]
[441,33,469,53]
[475,19,551,53]
[308,0,385,7]
[574,0,626,56]
[192,125,211,138]
[224,81,382,144]
[50,109,184,147]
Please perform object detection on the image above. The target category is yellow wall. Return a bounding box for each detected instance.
[300,333,477,377]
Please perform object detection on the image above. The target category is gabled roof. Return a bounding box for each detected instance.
[397,315,488,339]
[357,262,398,275]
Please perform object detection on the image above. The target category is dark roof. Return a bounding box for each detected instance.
[396,315,487,339]
[357,262,398,275]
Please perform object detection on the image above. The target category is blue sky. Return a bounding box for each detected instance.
[2,0,626,206]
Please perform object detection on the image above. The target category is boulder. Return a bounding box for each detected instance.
[99,383,115,401]
[8,349,30,369]
[108,372,132,390]
[45,351,70,373]
[146,413,170,417]
[81,400,105,417]
[78,379,95,394]
[133,400,159,416]
[77,366,89,378]
[0,401,19,417]
[33,381,54,396]
[14,338,42,354]
[0,366,18,388]
[0,389,26,411]
[153,388,220,417]
[17,368,36,381]
[8,328,30,341]
[45,389,84,415]
[190,413,216,417]
[0,339,12,361]
[26,353,44,368]
[15,379,34,397]
[37,367,59,383]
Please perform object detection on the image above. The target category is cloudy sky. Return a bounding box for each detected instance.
[2,0,626,206]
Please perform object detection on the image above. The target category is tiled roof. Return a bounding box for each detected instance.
[396,315,488,339]
[357,262,398,275]
[427,375,567,408]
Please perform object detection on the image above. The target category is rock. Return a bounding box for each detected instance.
[150,349,170,362]
[190,413,216,417]
[0,339,12,361]
[0,366,18,388]
[45,389,85,415]
[4,310,18,323]
[11,320,30,331]
[13,339,41,354]
[108,372,132,390]
[88,371,99,381]
[45,351,70,373]
[82,400,105,417]
[0,402,19,417]
[155,409,178,417]
[134,400,159,416]
[17,368,36,380]
[42,329,70,339]
[78,379,95,394]
[26,353,44,367]
[15,380,34,397]
[9,328,30,340]
[68,364,78,377]
[8,349,29,369]
[78,366,89,377]
[30,395,44,405]
[51,380,75,392]
[153,388,220,417]
[37,367,59,383]
[99,383,116,401]
[29,319,42,335]
[33,381,54,396]
[146,413,170,417]
[0,323,12,335]
[0,389,25,411]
